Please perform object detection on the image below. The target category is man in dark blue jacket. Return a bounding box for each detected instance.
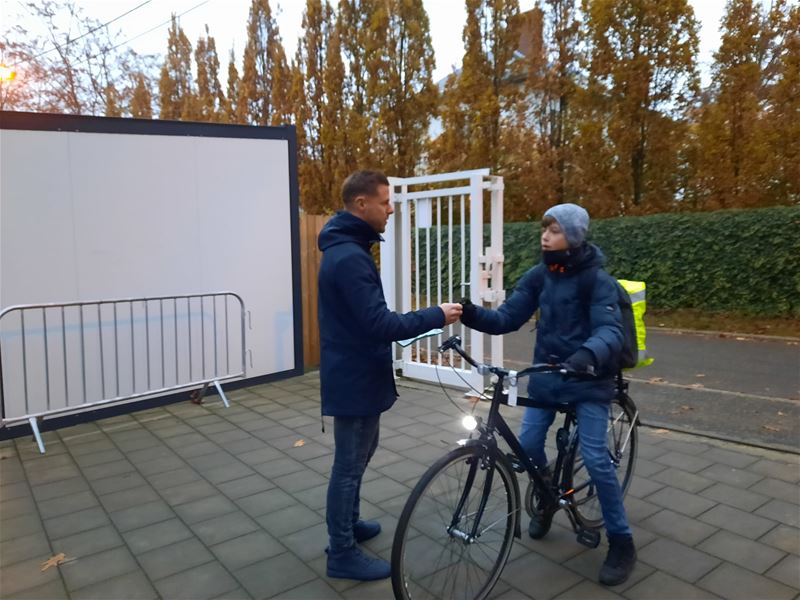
[461,203,637,586]
[318,170,463,581]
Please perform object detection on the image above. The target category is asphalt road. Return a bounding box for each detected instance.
[500,327,800,453]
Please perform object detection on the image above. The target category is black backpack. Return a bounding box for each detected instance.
[577,267,648,370]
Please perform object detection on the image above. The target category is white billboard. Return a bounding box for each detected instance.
[0,112,303,426]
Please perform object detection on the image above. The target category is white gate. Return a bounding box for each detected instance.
[380,169,504,390]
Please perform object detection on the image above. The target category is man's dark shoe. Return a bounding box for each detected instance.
[599,534,637,586]
[327,546,391,581]
[353,520,381,543]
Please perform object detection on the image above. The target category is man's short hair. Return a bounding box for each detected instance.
[342,170,390,206]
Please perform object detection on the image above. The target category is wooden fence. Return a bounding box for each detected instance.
[300,213,330,367]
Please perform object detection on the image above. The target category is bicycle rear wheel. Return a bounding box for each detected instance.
[391,445,518,600]
[568,396,638,528]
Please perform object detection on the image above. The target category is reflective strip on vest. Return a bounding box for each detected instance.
[628,290,646,304]
[631,300,654,367]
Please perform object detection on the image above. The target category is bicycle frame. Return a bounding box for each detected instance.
[463,369,586,535]
[441,335,622,545]
[448,374,546,543]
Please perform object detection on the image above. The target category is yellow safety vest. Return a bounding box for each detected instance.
[618,279,654,369]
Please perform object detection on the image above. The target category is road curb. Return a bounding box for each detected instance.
[627,377,799,404]
[652,327,800,342]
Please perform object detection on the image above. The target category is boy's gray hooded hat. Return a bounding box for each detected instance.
[544,203,590,248]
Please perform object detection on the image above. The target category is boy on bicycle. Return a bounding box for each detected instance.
[460,203,637,586]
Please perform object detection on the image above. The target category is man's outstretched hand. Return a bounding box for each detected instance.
[439,303,463,325]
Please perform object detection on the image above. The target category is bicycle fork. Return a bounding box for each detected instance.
[446,455,484,544]
[447,452,521,544]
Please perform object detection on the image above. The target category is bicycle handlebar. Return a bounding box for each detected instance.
[438,335,596,380]
[439,335,480,368]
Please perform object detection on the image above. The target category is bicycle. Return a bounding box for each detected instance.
[390,335,639,600]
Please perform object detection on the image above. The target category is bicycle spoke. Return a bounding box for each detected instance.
[478,512,515,536]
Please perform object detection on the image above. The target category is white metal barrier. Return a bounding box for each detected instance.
[0,292,247,452]
[381,169,504,389]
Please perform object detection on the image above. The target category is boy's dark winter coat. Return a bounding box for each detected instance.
[317,211,445,417]
[463,244,623,404]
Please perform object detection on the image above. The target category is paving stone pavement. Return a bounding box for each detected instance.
[1,371,798,599]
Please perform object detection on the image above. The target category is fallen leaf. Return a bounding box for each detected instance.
[649,377,666,384]
[778,411,786,416]
[695,373,706,378]
[735,337,746,341]
[686,383,705,389]
[680,405,694,411]
[293,439,305,448]
[40,553,66,572]
[762,425,781,432]
[653,428,670,434]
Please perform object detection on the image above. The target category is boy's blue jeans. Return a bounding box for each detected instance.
[520,401,632,536]
[326,415,380,553]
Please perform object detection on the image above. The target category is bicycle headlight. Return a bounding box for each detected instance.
[461,415,478,431]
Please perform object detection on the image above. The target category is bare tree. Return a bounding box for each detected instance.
[2,0,157,115]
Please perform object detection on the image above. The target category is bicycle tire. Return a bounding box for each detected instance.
[567,396,638,529]
[391,445,518,600]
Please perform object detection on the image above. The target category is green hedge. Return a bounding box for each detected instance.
[502,206,800,316]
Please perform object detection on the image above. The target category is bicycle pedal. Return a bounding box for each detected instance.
[576,529,601,548]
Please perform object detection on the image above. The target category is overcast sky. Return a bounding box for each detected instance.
[3,0,728,86]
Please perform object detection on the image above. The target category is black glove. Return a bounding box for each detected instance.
[459,297,478,325]
[564,347,596,374]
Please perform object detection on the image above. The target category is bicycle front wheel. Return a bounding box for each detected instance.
[568,396,638,529]
[391,445,518,600]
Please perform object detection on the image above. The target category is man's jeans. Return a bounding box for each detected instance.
[519,401,632,536]
[327,415,380,553]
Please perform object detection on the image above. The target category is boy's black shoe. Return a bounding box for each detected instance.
[528,510,554,539]
[528,466,554,539]
[599,534,637,586]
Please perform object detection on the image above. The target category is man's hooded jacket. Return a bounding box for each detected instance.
[318,211,445,416]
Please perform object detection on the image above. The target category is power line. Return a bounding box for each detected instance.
[71,0,215,67]
[17,0,153,63]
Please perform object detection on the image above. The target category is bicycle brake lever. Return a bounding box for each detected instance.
[438,335,461,353]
